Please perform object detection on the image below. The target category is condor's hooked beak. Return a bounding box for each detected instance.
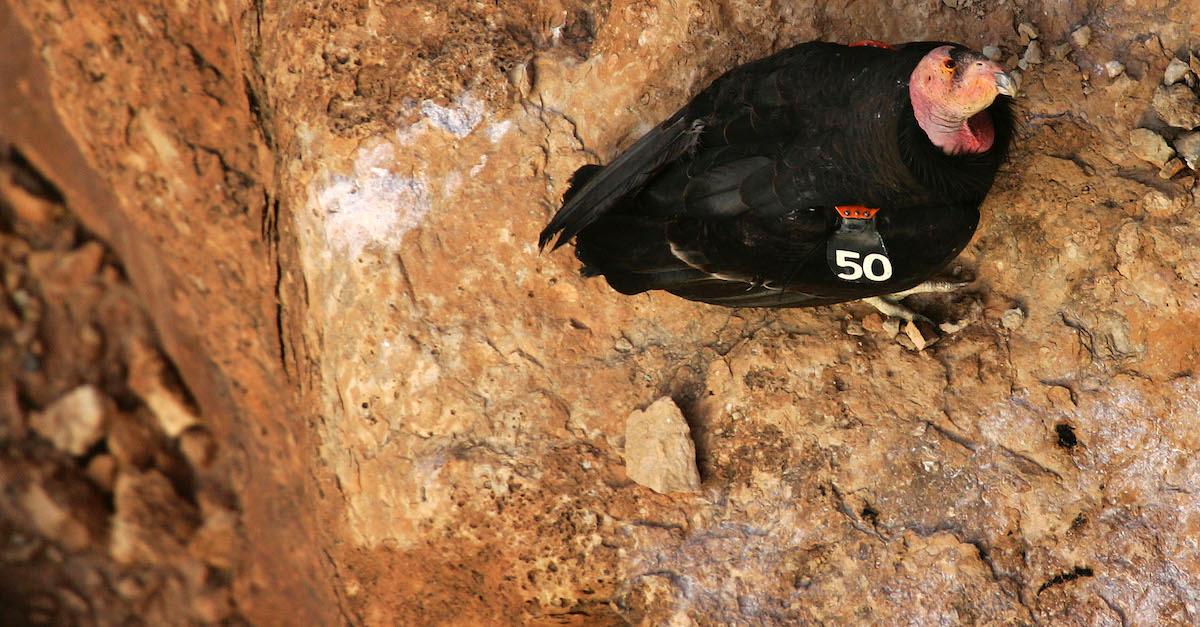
[995,72,1018,97]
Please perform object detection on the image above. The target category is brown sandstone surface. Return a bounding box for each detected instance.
[1,0,1199,624]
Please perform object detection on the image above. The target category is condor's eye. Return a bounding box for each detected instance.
[943,58,957,70]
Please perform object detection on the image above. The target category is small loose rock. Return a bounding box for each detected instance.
[1174,131,1200,169]
[1152,84,1200,129]
[624,397,701,494]
[982,45,1002,61]
[1159,158,1185,179]
[881,318,901,339]
[844,319,865,336]
[1017,22,1039,44]
[1001,307,1025,330]
[1164,58,1192,85]
[861,313,884,333]
[1104,60,1126,78]
[613,337,633,352]
[19,479,106,552]
[904,320,939,351]
[110,470,201,565]
[1019,41,1043,69]
[1140,189,1188,216]
[128,338,199,438]
[1129,128,1175,168]
[1070,26,1092,48]
[30,385,111,456]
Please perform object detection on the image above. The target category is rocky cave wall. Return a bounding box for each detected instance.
[2,0,1199,624]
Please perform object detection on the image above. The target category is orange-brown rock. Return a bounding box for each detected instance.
[2,0,1199,624]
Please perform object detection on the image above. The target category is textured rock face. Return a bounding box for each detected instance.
[3,0,1200,625]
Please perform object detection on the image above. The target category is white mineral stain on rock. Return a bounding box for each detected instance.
[314,142,430,259]
[487,120,513,143]
[419,92,485,138]
[624,397,701,494]
[469,155,488,177]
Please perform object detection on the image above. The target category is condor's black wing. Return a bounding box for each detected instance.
[537,42,915,250]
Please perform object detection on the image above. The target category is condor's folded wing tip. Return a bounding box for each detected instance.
[537,114,697,253]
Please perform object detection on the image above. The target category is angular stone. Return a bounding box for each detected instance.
[1152,84,1200,129]
[1001,308,1026,330]
[1070,26,1092,48]
[107,412,160,469]
[30,385,111,456]
[1164,58,1192,85]
[1139,189,1188,216]
[1129,128,1175,168]
[1174,131,1200,169]
[20,484,91,551]
[861,313,884,333]
[1017,22,1039,44]
[1021,41,1043,67]
[624,397,700,494]
[1159,157,1185,179]
[16,473,107,552]
[127,338,199,437]
[110,470,200,565]
[904,320,939,351]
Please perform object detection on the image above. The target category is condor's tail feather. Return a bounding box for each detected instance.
[538,114,698,250]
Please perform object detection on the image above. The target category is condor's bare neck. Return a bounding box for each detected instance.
[908,88,996,155]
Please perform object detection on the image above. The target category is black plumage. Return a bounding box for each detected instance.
[539,41,1013,308]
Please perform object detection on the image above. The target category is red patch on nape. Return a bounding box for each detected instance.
[849,40,893,50]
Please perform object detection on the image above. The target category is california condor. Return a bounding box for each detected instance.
[539,41,1016,321]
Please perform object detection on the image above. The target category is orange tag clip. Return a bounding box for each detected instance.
[835,205,880,219]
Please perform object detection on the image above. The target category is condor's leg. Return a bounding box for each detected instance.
[862,281,971,322]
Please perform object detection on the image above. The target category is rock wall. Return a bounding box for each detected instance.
[2,0,1199,624]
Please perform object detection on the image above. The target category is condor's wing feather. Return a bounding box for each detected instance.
[538,114,698,250]
[539,42,867,251]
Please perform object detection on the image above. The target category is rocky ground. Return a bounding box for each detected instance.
[2,0,1199,625]
[0,147,239,624]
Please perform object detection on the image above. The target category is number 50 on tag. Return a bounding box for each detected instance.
[834,250,893,282]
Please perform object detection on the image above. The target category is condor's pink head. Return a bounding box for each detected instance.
[910,45,1016,155]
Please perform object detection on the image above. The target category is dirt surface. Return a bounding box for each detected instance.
[2,0,1200,625]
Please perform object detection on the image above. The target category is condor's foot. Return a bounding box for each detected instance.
[862,281,971,322]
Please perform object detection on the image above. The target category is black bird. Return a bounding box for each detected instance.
[539,41,1015,321]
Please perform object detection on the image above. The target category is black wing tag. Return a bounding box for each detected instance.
[826,206,893,283]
